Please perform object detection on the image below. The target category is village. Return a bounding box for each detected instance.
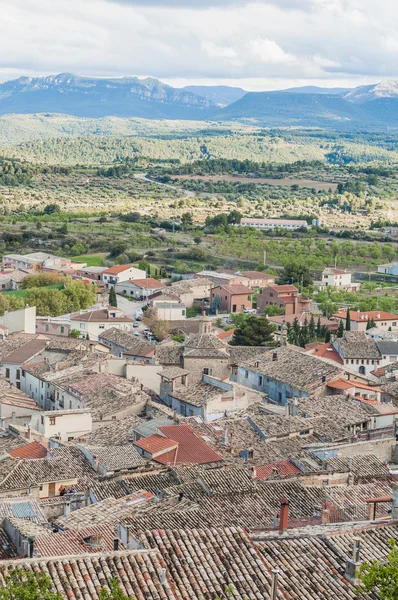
[0,234,395,598]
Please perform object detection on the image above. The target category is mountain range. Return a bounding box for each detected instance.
[0,73,397,129]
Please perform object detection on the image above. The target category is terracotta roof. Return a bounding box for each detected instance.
[212,283,253,294]
[305,342,344,364]
[33,524,126,558]
[333,309,398,322]
[269,284,298,293]
[255,460,301,480]
[2,339,48,364]
[71,309,133,322]
[240,271,275,279]
[157,424,223,465]
[134,434,179,459]
[216,328,236,340]
[8,441,48,460]
[103,264,133,274]
[128,278,162,289]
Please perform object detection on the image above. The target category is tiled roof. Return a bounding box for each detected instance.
[128,278,162,289]
[99,328,155,355]
[72,415,144,446]
[325,454,391,482]
[237,346,342,394]
[8,441,48,460]
[333,309,398,322]
[269,284,298,293]
[71,308,133,322]
[240,271,275,279]
[2,339,48,364]
[212,283,253,294]
[197,467,257,495]
[0,497,47,523]
[157,424,223,465]
[84,445,146,471]
[255,460,301,480]
[122,469,181,495]
[33,524,125,558]
[216,328,235,340]
[335,331,381,359]
[89,479,130,502]
[134,434,179,458]
[305,342,344,364]
[103,265,133,274]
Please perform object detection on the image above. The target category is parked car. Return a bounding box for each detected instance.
[133,322,139,327]
[133,332,140,337]
[243,308,257,314]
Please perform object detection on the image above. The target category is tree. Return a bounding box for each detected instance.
[357,538,398,600]
[109,286,117,307]
[280,263,312,287]
[43,203,61,215]
[181,212,193,229]
[309,315,316,340]
[0,572,62,600]
[337,319,344,338]
[138,259,150,273]
[325,329,331,343]
[367,318,376,330]
[99,578,131,600]
[263,304,285,317]
[69,329,81,338]
[211,294,222,315]
[346,308,351,331]
[316,316,322,338]
[109,240,128,258]
[230,316,276,347]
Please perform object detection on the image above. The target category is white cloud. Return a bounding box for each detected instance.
[247,39,297,65]
[0,0,396,87]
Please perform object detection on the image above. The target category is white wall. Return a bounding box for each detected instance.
[39,411,92,441]
[0,306,36,334]
[125,364,162,393]
[103,267,146,285]
[70,318,131,341]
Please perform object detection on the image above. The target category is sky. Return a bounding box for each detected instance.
[1,0,398,90]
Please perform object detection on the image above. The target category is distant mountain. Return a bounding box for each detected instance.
[282,85,351,95]
[216,92,374,129]
[182,85,246,106]
[0,73,215,119]
[343,80,398,104]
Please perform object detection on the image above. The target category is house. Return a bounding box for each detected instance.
[321,268,359,291]
[37,409,92,441]
[99,328,155,362]
[70,306,133,340]
[115,277,163,299]
[1,339,49,388]
[194,270,251,287]
[230,346,343,405]
[210,284,253,313]
[133,423,223,465]
[159,370,250,420]
[2,252,82,272]
[367,327,398,341]
[102,265,146,286]
[36,316,70,337]
[257,284,311,316]
[238,271,276,288]
[239,217,307,230]
[0,306,37,334]
[0,269,31,291]
[76,266,107,281]
[378,262,398,275]
[153,277,211,308]
[151,299,186,320]
[332,309,398,332]
[332,331,383,376]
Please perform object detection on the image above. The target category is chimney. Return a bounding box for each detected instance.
[345,537,362,584]
[270,569,280,600]
[272,352,278,361]
[64,501,71,518]
[279,498,289,534]
[26,424,31,440]
[113,538,119,551]
[93,456,100,472]
[250,466,257,479]
[160,568,167,586]
[27,537,35,559]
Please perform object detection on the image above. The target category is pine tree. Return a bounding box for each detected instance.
[316,316,321,338]
[109,286,117,307]
[309,315,315,340]
[325,329,331,343]
[337,319,344,338]
[366,318,376,330]
[345,308,351,331]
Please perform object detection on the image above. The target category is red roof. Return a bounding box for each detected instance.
[103,265,133,275]
[305,342,344,365]
[157,424,223,465]
[269,284,298,293]
[130,278,162,289]
[133,434,178,459]
[8,441,48,460]
[255,460,301,480]
[332,310,398,322]
[217,328,236,340]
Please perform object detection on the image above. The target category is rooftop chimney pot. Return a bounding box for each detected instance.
[279,497,289,534]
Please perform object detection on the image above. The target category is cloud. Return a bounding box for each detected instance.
[0,0,397,88]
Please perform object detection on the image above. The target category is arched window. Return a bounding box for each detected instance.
[359,365,365,375]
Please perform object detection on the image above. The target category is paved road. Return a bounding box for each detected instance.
[134,173,196,198]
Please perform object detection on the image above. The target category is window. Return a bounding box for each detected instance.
[60,326,64,334]
[359,365,366,375]
[16,370,20,380]
[99,325,105,330]
[322,375,326,383]
[15,382,20,389]
[393,322,397,327]
[39,485,43,492]
[245,370,249,379]
[80,323,86,329]
[41,416,44,425]
[278,392,282,403]
[258,376,263,386]
[49,417,56,426]
[182,310,185,316]
[45,324,49,332]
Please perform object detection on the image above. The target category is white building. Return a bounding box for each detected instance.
[38,409,92,441]
[102,265,146,286]
[0,306,36,335]
[239,218,307,231]
[151,299,186,320]
[70,307,133,340]
[322,268,355,289]
[378,263,398,276]
[115,278,163,299]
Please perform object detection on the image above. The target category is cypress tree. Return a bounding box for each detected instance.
[109,286,117,307]
[337,319,344,338]
[316,316,321,338]
[345,309,351,331]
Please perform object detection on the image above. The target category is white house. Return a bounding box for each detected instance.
[38,409,92,441]
[70,307,133,340]
[321,268,358,290]
[378,263,398,276]
[102,265,146,286]
[151,299,186,320]
[115,278,163,299]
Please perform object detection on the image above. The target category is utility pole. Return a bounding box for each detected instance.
[264,250,267,265]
